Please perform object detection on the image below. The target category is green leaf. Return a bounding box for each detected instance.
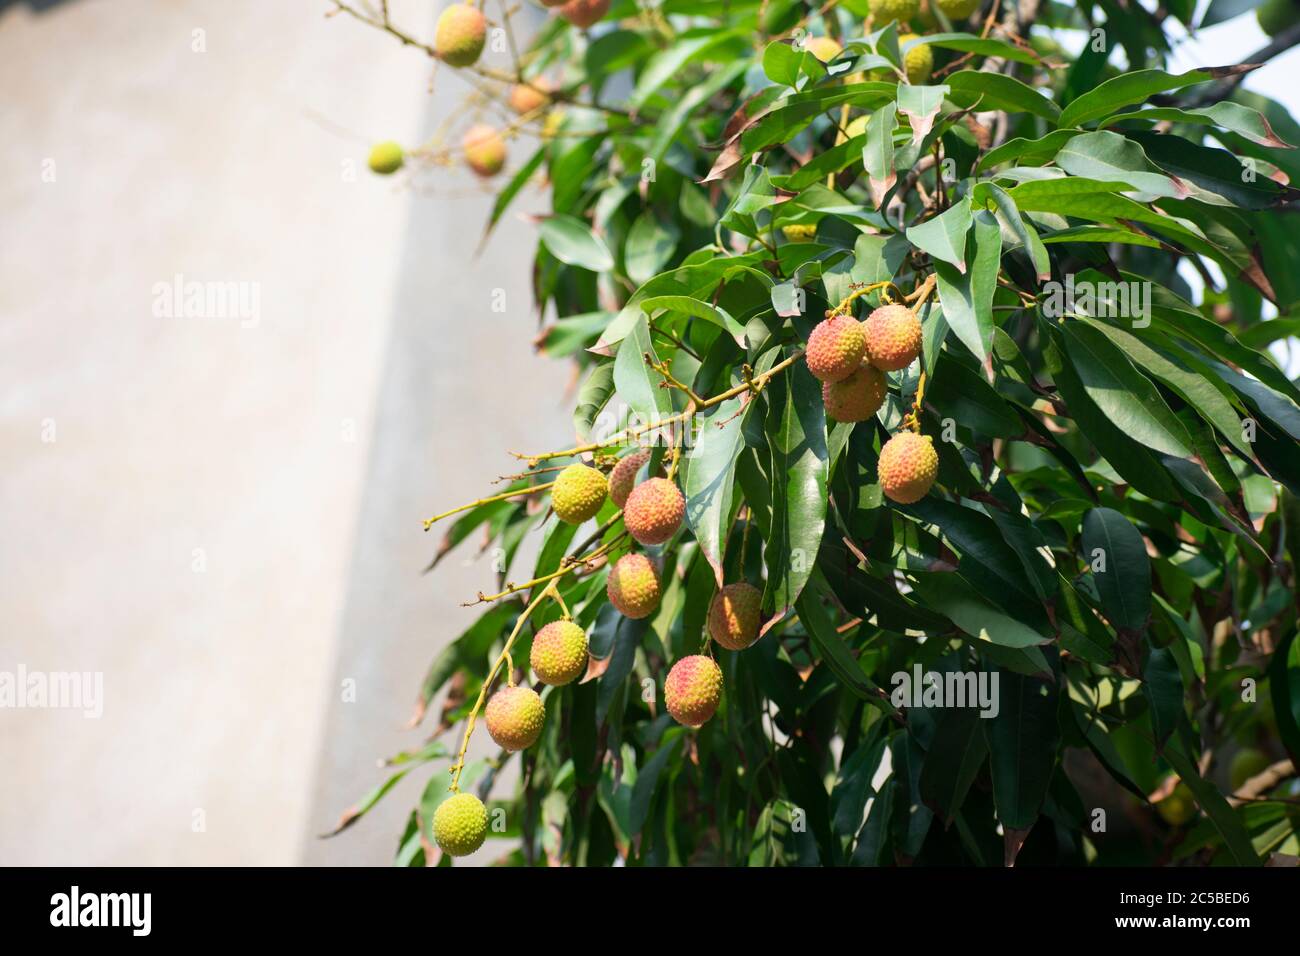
[908,32,1041,65]
[629,730,681,836]
[945,70,1061,122]
[932,206,998,363]
[863,102,898,201]
[798,573,895,710]
[639,294,747,344]
[1053,130,1187,199]
[539,214,615,272]
[625,211,680,286]
[909,572,1049,649]
[485,146,545,238]
[919,705,989,826]
[907,196,973,271]
[1100,101,1296,149]
[1143,645,1183,750]
[984,669,1060,833]
[613,314,672,427]
[1164,722,1262,865]
[1058,66,1252,129]
[685,397,748,585]
[1082,507,1152,635]
[573,361,615,442]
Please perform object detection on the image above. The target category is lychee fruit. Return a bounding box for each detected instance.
[823,362,887,423]
[551,463,607,524]
[367,141,404,175]
[805,315,867,384]
[434,4,487,68]
[606,553,661,619]
[508,80,552,115]
[484,685,545,752]
[530,619,588,686]
[877,431,938,504]
[708,583,763,651]
[665,655,723,727]
[432,792,488,857]
[936,0,981,18]
[558,0,609,28]
[863,303,922,371]
[462,124,506,177]
[623,477,685,546]
[900,34,934,84]
[868,0,921,22]
[804,36,842,63]
[781,223,817,243]
[1155,781,1197,826]
[609,449,653,509]
[1229,747,1270,791]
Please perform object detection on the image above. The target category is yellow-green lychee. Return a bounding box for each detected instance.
[781,223,818,243]
[804,36,842,63]
[878,431,938,504]
[623,477,685,546]
[559,0,609,28]
[823,362,887,423]
[462,124,506,177]
[606,553,662,619]
[484,685,545,751]
[530,619,589,686]
[551,463,607,524]
[1257,0,1300,35]
[432,792,488,857]
[806,315,867,384]
[508,80,552,115]
[434,4,487,68]
[367,141,404,175]
[900,34,933,84]
[1229,747,1270,791]
[935,0,982,19]
[665,655,723,727]
[1155,781,1197,826]
[868,0,921,23]
[863,303,922,371]
[609,449,654,509]
[708,583,763,651]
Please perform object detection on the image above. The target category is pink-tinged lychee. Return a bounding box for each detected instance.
[432,792,488,857]
[822,362,887,423]
[877,431,938,504]
[609,449,654,509]
[863,303,922,371]
[434,4,487,68]
[623,477,685,546]
[530,620,588,686]
[551,463,607,524]
[462,124,506,177]
[558,0,610,28]
[484,685,545,752]
[708,583,763,651]
[805,315,867,383]
[606,553,661,619]
[665,655,723,727]
[508,80,552,115]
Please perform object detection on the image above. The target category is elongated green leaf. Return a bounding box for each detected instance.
[614,314,672,427]
[1100,101,1296,148]
[539,214,615,272]
[685,397,748,585]
[1059,66,1253,129]
[1082,507,1152,635]
[907,196,972,271]
[946,70,1061,121]
[984,670,1060,833]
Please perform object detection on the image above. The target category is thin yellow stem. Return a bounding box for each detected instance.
[423,482,554,530]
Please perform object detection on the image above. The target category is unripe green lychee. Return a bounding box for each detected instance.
[609,449,653,509]
[863,303,922,371]
[462,124,506,178]
[484,685,545,751]
[367,141,404,175]
[434,4,487,68]
[878,431,938,504]
[623,477,685,546]
[1257,0,1300,35]
[868,0,921,22]
[806,315,867,384]
[935,0,981,19]
[708,583,763,651]
[559,0,609,28]
[551,463,607,524]
[1155,781,1197,826]
[823,362,887,423]
[530,619,588,686]
[432,792,488,857]
[804,36,842,63]
[781,223,818,243]
[900,34,933,84]
[508,80,552,115]
[665,655,723,727]
[1229,747,1269,791]
[606,553,661,619]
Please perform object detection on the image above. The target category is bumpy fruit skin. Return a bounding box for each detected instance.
[823,363,887,423]
[462,125,506,178]
[1258,0,1300,35]
[623,477,685,545]
[878,432,938,504]
[485,685,545,752]
[805,315,867,384]
[804,36,842,63]
[863,303,922,371]
[781,223,817,243]
[434,4,487,68]
[606,553,662,619]
[665,655,723,727]
[900,34,933,84]
[1229,748,1269,791]
[551,463,607,524]
[559,0,610,28]
[508,81,550,115]
[433,792,488,857]
[708,583,763,651]
[1156,782,1197,826]
[609,449,653,509]
[530,620,588,686]
[367,141,404,175]
[868,0,921,22]
[935,0,981,19]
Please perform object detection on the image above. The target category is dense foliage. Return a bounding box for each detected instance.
[330,0,1300,866]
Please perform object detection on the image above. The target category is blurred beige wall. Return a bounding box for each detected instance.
[0,0,569,865]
